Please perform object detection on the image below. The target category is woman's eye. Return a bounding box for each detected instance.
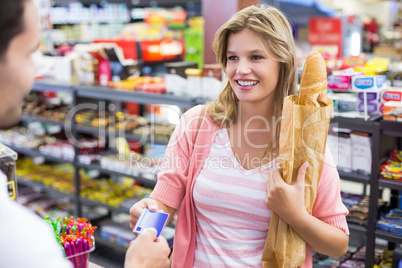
[252,55,263,60]
[228,56,237,61]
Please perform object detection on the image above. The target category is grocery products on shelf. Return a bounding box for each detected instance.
[377,209,402,236]
[346,196,386,227]
[17,158,152,210]
[380,149,402,181]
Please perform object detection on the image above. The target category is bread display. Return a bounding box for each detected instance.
[298,51,328,107]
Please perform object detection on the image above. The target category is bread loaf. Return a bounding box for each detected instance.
[298,51,328,106]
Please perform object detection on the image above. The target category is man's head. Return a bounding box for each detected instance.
[0,0,40,128]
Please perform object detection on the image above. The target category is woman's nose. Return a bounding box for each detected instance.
[236,59,251,74]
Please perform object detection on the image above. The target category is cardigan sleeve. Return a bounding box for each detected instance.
[150,105,206,209]
[312,147,350,235]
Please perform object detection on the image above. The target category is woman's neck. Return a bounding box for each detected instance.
[236,101,275,130]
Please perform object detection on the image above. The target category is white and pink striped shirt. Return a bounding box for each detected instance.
[193,128,279,267]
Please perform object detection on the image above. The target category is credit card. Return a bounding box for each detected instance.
[133,209,169,237]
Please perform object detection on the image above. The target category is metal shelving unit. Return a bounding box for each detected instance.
[348,224,367,236]
[80,197,130,214]
[330,116,382,268]
[75,85,205,108]
[375,230,402,245]
[378,178,402,191]
[75,125,169,145]
[330,116,379,134]
[77,162,157,189]
[338,170,371,184]
[18,177,75,200]
[20,115,65,127]
[32,80,75,93]
[6,144,73,164]
[380,120,402,138]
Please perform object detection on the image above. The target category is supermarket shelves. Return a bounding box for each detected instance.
[33,80,75,93]
[378,179,402,191]
[348,224,367,236]
[75,125,169,145]
[93,232,127,252]
[75,85,203,108]
[18,177,74,200]
[20,115,65,127]
[90,232,126,268]
[5,144,73,164]
[331,116,378,134]
[380,120,402,137]
[80,197,130,214]
[77,163,157,188]
[338,170,371,184]
[375,230,402,244]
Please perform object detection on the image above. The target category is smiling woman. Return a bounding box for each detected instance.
[226,29,280,107]
[129,5,349,268]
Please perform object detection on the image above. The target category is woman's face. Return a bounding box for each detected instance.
[226,29,280,106]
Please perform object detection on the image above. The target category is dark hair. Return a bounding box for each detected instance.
[0,0,28,59]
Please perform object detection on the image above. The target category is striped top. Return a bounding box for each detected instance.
[193,128,279,267]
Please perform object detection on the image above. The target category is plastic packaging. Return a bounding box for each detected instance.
[0,143,18,200]
[66,241,95,268]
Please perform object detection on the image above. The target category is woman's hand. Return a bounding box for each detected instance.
[265,162,309,225]
[129,198,160,230]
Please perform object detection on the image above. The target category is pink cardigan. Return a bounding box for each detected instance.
[150,105,349,268]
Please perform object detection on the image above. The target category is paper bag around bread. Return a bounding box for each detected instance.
[262,51,333,268]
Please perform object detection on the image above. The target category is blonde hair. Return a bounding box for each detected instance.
[208,5,297,156]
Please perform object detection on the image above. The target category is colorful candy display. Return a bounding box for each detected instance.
[44,216,97,268]
[380,149,402,181]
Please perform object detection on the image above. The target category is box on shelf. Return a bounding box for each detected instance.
[327,130,352,172]
[350,132,372,175]
[380,88,402,102]
[383,101,402,121]
[327,68,364,91]
[202,63,223,99]
[357,92,379,102]
[393,79,402,88]
[357,101,379,114]
[165,61,198,96]
[185,68,202,98]
[327,75,353,91]
[352,75,387,91]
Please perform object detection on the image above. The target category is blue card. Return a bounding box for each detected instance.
[133,209,169,237]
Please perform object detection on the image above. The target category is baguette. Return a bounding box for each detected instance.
[298,51,328,106]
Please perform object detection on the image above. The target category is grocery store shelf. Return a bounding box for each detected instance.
[378,178,402,191]
[348,224,367,235]
[18,178,74,199]
[75,125,169,145]
[90,232,125,268]
[330,116,378,133]
[338,170,371,184]
[33,80,75,93]
[5,144,73,164]
[380,120,402,137]
[80,197,130,214]
[77,163,157,188]
[20,115,65,127]
[375,230,402,244]
[93,232,127,252]
[75,85,203,108]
